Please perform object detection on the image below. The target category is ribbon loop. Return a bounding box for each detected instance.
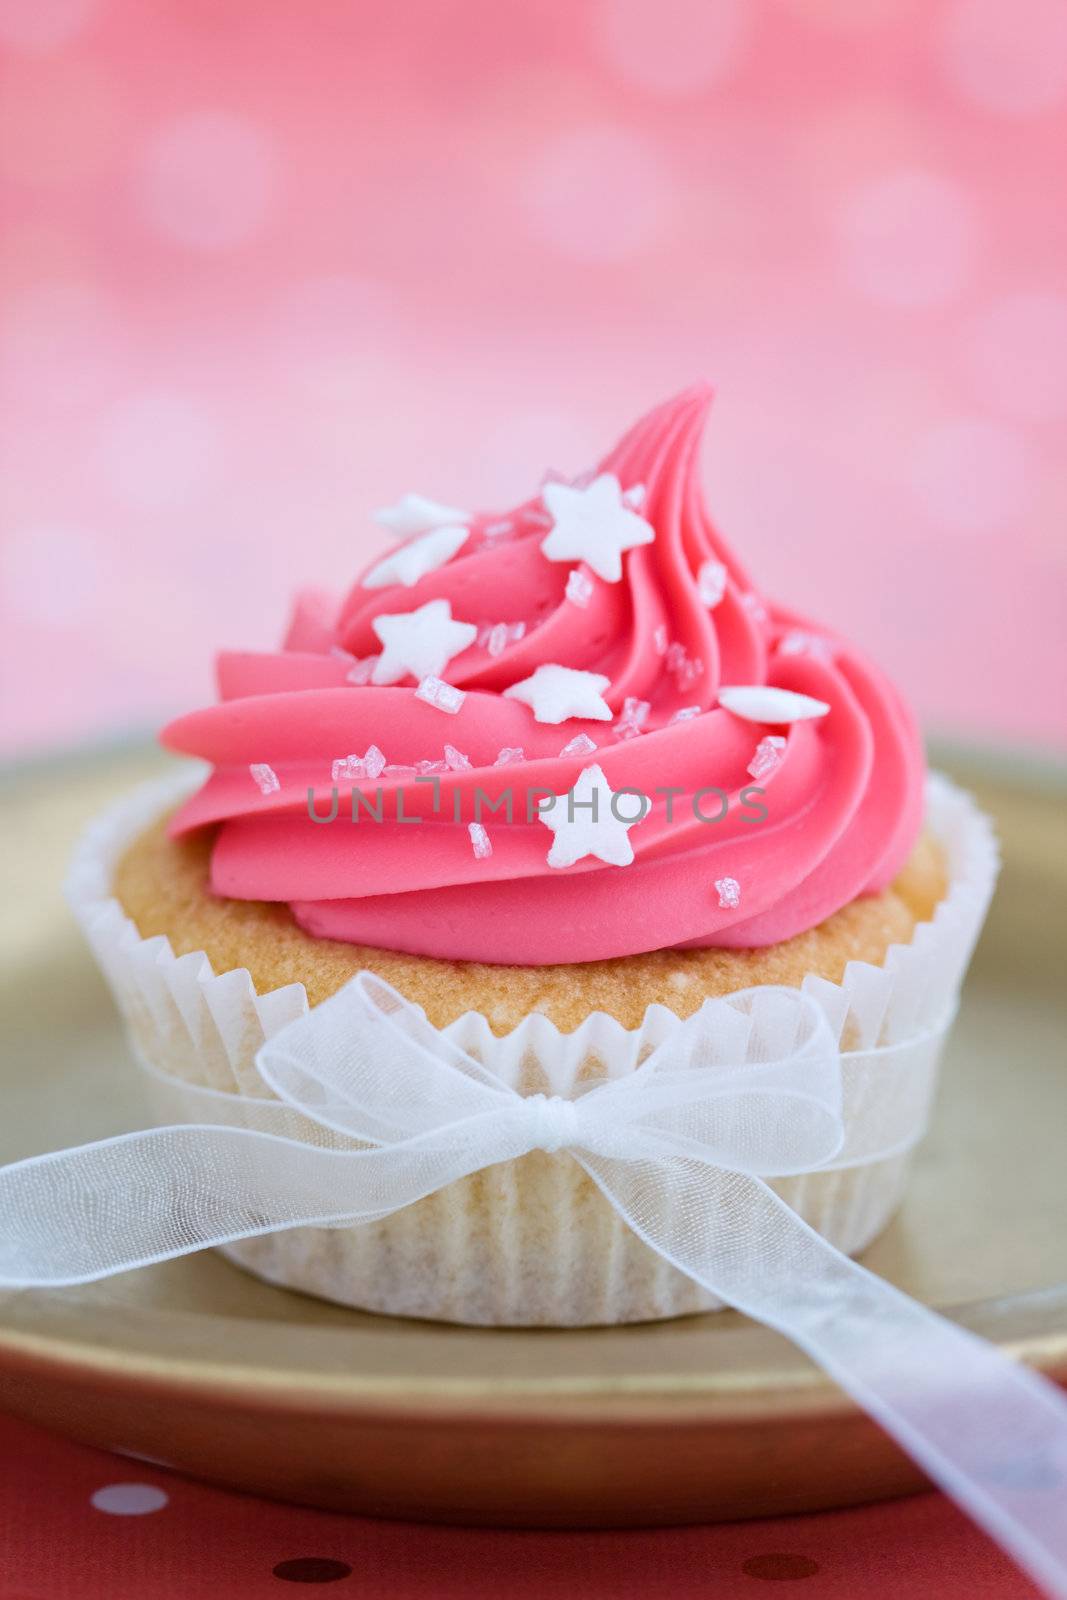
[573,985,844,1173]
[254,970,515,1143]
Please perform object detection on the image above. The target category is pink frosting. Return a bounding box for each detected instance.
[163,386,925,964]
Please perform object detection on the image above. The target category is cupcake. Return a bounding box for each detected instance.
[70,385,996,1325]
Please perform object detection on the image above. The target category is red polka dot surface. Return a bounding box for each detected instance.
[0,1413,1045,1598]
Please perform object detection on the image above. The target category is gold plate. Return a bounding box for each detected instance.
[1,745,1065,1528]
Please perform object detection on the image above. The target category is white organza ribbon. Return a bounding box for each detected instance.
[1,973,1065,1597]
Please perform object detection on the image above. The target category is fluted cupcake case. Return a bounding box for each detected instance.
[66,771,997,1327]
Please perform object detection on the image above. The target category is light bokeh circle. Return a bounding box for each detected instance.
[523,125,670,263]
[594,0,752,96]
[965,292,1067,421]
[837,168,979,307]
[940,0,1067,117]
[1,525,105,626]
[138,111,275,251]
[95,390,223,510]
[0,0,96,52]
[910,417,1035,534]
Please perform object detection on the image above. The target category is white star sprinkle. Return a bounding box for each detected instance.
[361,524,469,589]
[371,599,477,686]
[503,663,613,724]
[540,472,655,583]
[374,493,467,540]
[540,763,643,869]
[718,686,829,723]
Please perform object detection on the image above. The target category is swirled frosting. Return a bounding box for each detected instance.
[163,387,925,964]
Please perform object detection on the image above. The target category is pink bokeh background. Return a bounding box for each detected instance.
[2,0,1066,757]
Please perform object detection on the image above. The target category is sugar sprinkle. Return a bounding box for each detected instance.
[613,696,651,741]
[666,642,703,690]
[249,763,280,795]
[332,745,387,782]
[777,629,833,662]
[346,656,379,686]
[747,735,786,781]
[415,675,466,714]
[331,755,363,782]
[487,622,509,657]
[565,569,594,608]
[468,822,493,860]
[715,876,741,910]
[697,559,727,609]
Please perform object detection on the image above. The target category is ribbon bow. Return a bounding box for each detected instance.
[1,974,1065,1597]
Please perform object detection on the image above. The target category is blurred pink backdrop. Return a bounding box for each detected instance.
[2,0,1066,756]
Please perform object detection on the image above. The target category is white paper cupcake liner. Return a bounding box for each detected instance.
[66,769,998,1326]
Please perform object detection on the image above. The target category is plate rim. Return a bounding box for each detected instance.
[1,1284,1065,1425]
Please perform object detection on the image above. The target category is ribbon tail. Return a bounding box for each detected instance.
[577,1150,1067,1600]
[0,1117,521,1288]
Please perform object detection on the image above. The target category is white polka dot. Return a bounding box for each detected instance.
[0,0,96,52]
[138,111,274,251]
[95,390,222,509]
[909,418,1035,533]
[940,0,1067,117]
[523,126,669,263]
[91,1483,169,1516]
[836,168,979,308]
[965,292,1067,421]
[594,0,751,96]
[1,525,105,625]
